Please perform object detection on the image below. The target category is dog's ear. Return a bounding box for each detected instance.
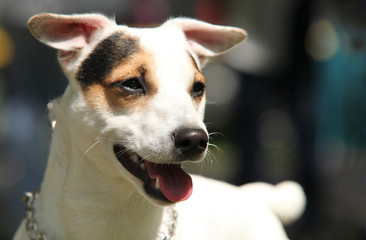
[27,13,116,51]
[27,13,117,75]
[164,18,247,67]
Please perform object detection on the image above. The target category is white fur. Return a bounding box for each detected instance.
[14,13,305,240]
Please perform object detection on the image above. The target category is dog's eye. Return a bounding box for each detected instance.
[113,78,145,95]
[191,81,206,98]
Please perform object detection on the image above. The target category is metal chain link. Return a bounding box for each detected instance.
[23,191,47,240]
[158,206,178,240]
[22,190,177,240]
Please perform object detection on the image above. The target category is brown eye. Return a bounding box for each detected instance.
[112,77,145,95]
[191,81,206,98]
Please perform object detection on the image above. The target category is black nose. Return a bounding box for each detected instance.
[174,128,208,160]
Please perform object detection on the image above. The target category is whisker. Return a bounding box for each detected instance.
[208,131,224,137]
[132,152,155,173]
[115,145,134,158]
[208,143,224,155]
[204,122,216,127]
[73,139,101,177]
[206,148,215,164]
[205,100,217,105]
[98,136,133,146]
[205,144,222,169]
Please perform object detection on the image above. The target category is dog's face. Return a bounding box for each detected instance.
[28,13,246,205]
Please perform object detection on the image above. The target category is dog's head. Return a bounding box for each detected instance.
[28,13,246,205]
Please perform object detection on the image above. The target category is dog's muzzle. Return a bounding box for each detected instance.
[113,128,208,203]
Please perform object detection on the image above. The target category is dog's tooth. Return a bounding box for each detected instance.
[140,162,146,170]
[131,154,138,163]
[155,178,160,189]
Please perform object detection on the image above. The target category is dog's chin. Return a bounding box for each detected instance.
[113,145,193,205]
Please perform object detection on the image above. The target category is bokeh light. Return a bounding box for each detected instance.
[305,19,340,61]
[0,27,14,68]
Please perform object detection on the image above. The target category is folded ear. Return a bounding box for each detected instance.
[164,18,247,67]
[27,13,116,51]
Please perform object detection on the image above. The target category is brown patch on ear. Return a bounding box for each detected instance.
[82,50,158,112]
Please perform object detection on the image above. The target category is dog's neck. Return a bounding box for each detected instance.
[36,87,166,240]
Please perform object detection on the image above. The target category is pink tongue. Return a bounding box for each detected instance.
[145,161,193,202]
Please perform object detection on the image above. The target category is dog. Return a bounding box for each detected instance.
[14,13,306,240]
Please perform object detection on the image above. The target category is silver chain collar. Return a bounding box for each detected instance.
[23,191,47,240]
[22,191,178,240]
[157,206,178,240]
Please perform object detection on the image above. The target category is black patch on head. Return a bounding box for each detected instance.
[76,32,139,88]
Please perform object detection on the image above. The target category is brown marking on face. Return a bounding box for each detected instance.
[194,71,206,84]
[189,52,200,72]
[189,53,206,102]
[82,49,158,113]
[77,32,139,88]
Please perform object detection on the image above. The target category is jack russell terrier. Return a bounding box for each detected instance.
[14,13,306,240]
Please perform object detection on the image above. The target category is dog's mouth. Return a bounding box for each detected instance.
[113,145,193,203]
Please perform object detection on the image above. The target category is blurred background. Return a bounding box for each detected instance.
[0,0,365,239]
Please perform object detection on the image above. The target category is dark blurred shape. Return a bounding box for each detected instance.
[194,0,228,25]
[325,0,366,29]
[129,0,171,25]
